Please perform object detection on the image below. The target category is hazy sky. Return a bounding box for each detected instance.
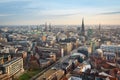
[0,0,120,25]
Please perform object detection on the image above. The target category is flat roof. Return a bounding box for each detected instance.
[0,57,22,67]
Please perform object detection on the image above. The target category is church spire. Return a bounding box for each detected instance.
[81,18,85,36]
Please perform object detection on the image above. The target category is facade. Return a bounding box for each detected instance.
[103,52,116,61]
[73,61,91,74]
[100,44,120,53]
[0,57,24,77]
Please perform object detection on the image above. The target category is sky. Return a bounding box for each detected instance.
[0,0,120,25]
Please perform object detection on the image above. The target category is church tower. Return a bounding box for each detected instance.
[81,18,85,36]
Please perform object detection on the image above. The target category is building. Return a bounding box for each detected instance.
[100,44,120,53]
[103,52,116,62]
[39,59,51,68]
[81,18,85,36]
[0,57,24,79]
[73,61,91,74]
[71,53,86,60]
[36,69,64,80]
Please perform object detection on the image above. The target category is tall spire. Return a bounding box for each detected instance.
[81,18,85,36]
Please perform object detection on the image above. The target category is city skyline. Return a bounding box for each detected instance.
[0,0,120,25]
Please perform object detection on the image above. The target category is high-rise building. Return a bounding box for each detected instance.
[44,22,47,31]
[49,23,52,32]
[81,18,85,36]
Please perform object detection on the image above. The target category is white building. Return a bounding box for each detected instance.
[0,57,24,77]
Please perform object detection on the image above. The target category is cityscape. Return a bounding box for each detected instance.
[0,0,120,80]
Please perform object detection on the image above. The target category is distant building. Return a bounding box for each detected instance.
[60,42,73,55]
[78,18,85,37]
[103,52,116,62]
[73,61,91,73]
[44,22,48,32]
[100,44,120,52]
[48,23,52,32]
[71,53,86,60]
[94,49,103,58]
[81,18,85,36]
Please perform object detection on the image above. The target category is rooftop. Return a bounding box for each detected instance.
[0,57,22,67]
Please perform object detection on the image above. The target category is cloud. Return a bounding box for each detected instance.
[48,13,81,17]
[99,11,120,15]
[36,9,82,16]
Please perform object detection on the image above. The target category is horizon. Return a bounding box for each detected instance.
[0,0,120,25]
[0,24,120,26]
